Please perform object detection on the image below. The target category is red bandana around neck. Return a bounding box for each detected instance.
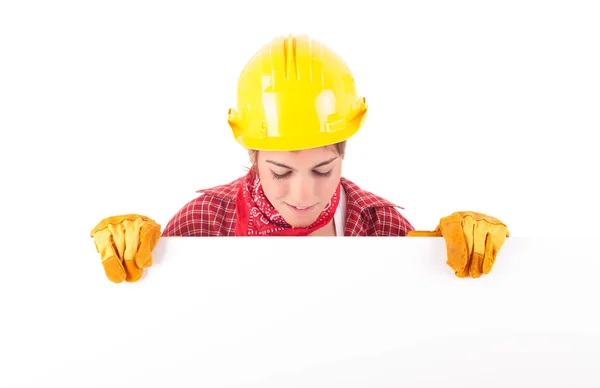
[234,170,341,236]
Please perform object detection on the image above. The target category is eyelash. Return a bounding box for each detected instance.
[271,170,332,180]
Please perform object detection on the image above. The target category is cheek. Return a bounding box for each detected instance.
[318,170,342,199]
[259,176,289,201]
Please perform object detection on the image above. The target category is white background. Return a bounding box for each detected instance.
[2,236,600,387]
[1,0,598,238]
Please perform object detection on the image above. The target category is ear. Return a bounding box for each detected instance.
[246,149,258,176]
[248,149,258,165]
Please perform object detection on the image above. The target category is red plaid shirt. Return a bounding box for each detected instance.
[161,176,414,237]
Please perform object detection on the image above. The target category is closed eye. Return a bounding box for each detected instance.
[271,171,291,180]
[314,169,332,178]
[271,170,333,180]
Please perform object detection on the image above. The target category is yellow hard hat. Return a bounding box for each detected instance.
[227,34,368,151]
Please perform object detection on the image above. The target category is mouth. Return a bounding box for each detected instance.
[285,203,316,215]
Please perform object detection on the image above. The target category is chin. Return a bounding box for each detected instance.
[286,218,316,228]
[282,212,319,228]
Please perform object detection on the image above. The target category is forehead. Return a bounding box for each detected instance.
[259,146,338,164]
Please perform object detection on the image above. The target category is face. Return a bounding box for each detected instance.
[254,146,343,228]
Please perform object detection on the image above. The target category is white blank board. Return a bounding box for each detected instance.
[1,236,599,387]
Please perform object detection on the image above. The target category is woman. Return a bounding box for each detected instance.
[90,34,509,283]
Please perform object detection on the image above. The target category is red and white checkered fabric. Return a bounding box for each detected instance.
[161,176,414,237]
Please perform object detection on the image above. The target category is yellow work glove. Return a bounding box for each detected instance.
[90,214,161,283]
[407,211,509,278]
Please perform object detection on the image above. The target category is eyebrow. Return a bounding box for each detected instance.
[265,156,338,170]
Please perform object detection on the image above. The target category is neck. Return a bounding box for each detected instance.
[309,219,336,236]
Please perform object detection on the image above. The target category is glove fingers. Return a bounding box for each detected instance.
[123,260,144,282]
[482,234,496,275]
[90,214,160,283]
[470,222,509,276]
[122,218,144,278]
[468,216,497,278]
[455,264,470,278]
[136,220,161,269]
[123,219,142,262]
[469,228,486,279]
[107,222,127,261]
[454,220,473,278]
[92,229,126,283]
[470,251,485,278]
[102,256,128,283]
[482,225,509,274]
[439,218,473,277]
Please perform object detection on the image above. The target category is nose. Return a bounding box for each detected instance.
[290,175,314,205]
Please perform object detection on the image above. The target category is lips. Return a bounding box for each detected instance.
[285,202,316,214]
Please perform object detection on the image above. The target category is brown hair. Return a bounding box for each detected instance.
[248,141,347,172]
